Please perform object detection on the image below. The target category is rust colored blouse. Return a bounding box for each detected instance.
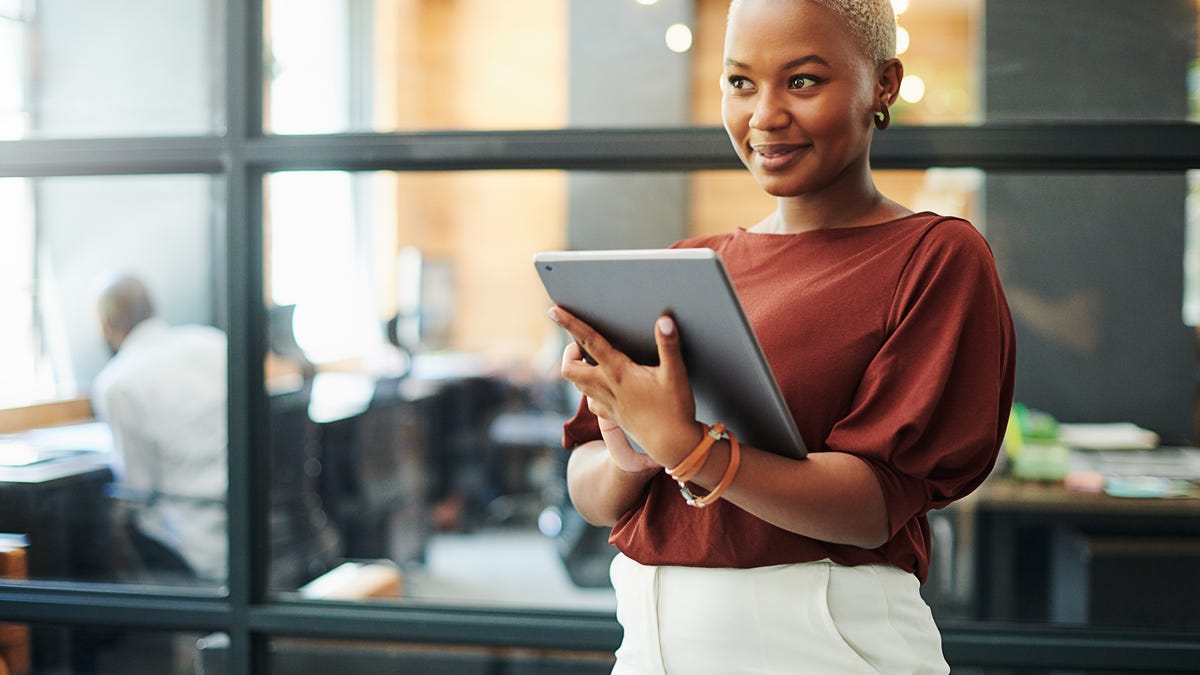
[562,212,1016,582]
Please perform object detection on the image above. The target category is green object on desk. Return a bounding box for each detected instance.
[1005,403,1061,467]
[1010,440,1070,482]
[1015,403,1059,440]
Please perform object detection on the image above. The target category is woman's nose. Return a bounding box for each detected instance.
[749,89,789,130]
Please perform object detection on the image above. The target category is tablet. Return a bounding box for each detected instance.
[534,248,806,460]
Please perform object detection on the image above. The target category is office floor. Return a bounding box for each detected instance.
[405,527,617,612]
[96,529,615,675]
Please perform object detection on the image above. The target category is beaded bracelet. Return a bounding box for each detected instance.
[666,422,726,484]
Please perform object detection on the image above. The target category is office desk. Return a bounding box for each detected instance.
[0,423,117,581]
[972,476,1200,516]
[0,451,115,580]
[967,476,1200,627]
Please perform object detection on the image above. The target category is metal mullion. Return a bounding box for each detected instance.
[223,0,268,673]
[242,128,741,173]
[1,123,1197,179]
[0,136,225,177]
[0,586,230,632]
[872,122,1200,171]
[942,622,1200,672]
[244,604,1200,672]
[239,123,1200,174]
[247,603,622,653]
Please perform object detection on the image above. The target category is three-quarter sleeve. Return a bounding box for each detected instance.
[823,221,1016,538]
[562,397,602,449]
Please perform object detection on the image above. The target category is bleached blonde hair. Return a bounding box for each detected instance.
[729,0,897,66]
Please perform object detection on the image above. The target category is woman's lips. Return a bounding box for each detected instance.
[751,143,809,171]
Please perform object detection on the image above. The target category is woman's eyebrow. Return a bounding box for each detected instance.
[724,55,832,71]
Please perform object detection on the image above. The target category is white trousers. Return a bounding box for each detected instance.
[609,553,949,675]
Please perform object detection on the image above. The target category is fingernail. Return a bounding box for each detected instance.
[657,316,675,335]
[547,307,560,323]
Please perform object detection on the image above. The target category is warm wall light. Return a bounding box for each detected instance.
[891,0,909,15]
[665,23,693,53]
[896,25,910,55]
[900,74,926,103]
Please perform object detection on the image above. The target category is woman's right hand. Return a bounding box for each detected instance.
[596,414,662,475]
[551,307,699,468]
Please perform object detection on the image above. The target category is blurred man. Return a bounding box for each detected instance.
[92,276,227,582]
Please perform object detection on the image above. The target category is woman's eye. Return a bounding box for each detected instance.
[788,75,819,89]
[727,75,752,91]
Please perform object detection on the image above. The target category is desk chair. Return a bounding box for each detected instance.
[317,379,431,564]
[269,387,343,590]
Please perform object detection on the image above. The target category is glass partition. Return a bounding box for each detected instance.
[264,0,1200,134]
[3,0,1199,671]
[261,169,601,606]
[0,174,227,591]
[1,0,223,139]
[261,167,1200,636]
[0,621,223,675]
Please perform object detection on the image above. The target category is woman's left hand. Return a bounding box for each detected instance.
[550,306,700,465]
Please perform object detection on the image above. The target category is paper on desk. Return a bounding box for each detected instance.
[1057,422,1160,450]
[0,439,39,466]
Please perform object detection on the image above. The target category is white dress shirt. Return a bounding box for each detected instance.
[92,317,228,581]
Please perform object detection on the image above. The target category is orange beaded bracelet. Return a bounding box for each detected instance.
[666,422,726,484]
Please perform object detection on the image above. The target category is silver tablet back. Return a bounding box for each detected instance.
[535,248,806,459]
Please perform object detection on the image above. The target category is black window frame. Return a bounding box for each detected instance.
[1,2,1200,672]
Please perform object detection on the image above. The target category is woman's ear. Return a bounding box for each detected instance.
[877,58,904,108]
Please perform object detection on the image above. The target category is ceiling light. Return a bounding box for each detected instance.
[900,75,926,104]
[665,23,693,53]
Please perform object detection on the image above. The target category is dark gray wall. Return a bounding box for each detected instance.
[984,0,1197,441]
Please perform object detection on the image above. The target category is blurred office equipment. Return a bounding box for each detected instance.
[0,535,31,675]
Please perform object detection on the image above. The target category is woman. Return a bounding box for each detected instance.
[548,0,1015,672]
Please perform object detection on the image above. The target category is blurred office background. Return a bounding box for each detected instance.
[1,0,1199,673]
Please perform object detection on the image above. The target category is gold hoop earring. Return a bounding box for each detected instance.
[874,105,890,131]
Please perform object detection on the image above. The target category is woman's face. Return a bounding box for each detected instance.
[721,0,882,199]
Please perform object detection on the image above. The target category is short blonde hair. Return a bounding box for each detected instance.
[730,0,897,66]
[811,0,897,65]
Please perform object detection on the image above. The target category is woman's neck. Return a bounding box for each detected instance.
[753,188,911,235]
